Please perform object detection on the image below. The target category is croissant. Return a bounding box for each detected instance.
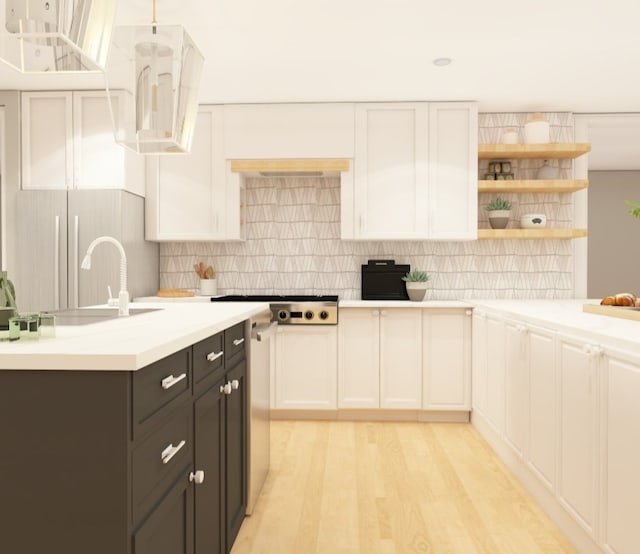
[601,293,637,306]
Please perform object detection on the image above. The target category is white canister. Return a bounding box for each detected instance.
[524,113,550,144]
[502,128,519,144]
[520,214,547,229]
[199,279,218,296]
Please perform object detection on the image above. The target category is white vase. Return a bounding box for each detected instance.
[405,282,428,301]
[199,278,217,296]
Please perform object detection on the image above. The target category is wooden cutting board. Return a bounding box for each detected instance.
[157,288,195,298]
[583,303,640,322]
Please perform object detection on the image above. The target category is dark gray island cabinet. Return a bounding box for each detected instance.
[0,321,247,554]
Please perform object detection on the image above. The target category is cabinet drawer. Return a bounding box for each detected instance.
[225,322,246,366]
[132,406,193,524]
[133,348,191,436]
[193,332,225,393]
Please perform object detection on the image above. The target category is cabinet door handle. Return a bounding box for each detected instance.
[231,379,239,390]
[233,338,245,347]
[220,382,232,395]
[206,350,224,362]
[189,470,205,484]
[161,440,186,464]
[161,373,187,390]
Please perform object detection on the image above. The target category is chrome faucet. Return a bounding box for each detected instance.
[81,236,129,316]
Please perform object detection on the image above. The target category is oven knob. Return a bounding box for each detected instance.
[278,310,289,321]
[304,311,314,320]
[319,310,329,320]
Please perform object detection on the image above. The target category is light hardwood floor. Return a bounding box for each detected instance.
[231,420,576,554]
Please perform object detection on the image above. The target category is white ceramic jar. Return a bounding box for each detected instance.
[524,113,550,144]
[520,214,547,228]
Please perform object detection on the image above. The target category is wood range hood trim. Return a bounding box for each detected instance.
[229,159,351,176]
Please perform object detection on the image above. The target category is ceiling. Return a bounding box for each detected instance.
[1,0,639,113]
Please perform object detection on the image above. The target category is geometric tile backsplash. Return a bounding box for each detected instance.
[159,112,578,300]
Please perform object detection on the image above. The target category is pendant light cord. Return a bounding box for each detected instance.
[151,0,157,34]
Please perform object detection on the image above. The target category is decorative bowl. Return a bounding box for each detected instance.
[520,214,547,229]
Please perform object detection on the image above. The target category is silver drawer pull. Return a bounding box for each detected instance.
[161,373,187,390]
[232,338,245,347]
[220,382,232,395]
[231,379,239,390]
[206,350,224,362]
[161,440,186,464]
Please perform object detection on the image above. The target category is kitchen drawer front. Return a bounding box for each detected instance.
[133,348,191,436]
[132,405,193,524]
[193,332,225,394]
[224,322,246,367]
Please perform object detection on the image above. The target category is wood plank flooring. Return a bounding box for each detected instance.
[231,420,575,554]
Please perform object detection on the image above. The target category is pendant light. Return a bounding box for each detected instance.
[105,0,204,154]
[0,0,117,73]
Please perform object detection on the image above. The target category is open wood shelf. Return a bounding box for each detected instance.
[477,228,588,240]
[478,179,588,193]
[478,143,591,159]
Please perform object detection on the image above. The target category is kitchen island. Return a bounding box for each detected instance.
[470,299,640,554]
[0,301,268,554]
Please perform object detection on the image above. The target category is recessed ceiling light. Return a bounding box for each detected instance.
[433,57,452,67]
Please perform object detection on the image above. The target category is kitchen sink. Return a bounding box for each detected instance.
[42,307,162,326]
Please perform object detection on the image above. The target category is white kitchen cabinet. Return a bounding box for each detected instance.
[338,307,422,410]
[471,311,489,417]
[379,309,422,409]
[145,105,245,242]
[485,314,507,433]
[223,103,355,159]
[556,333,599,539]
[337,308,380,409]
[427,102,478,240]
[600,349,640,554]
[422,309,471,410]
[274,325,337,410]
[504,321,529,458]
[526,325,557,491]
[21,91,144,195]
[343,101,477,240]
[350,102,429,240]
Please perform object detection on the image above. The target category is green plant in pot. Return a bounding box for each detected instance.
[402,270,431,301]
[485,197,512,229]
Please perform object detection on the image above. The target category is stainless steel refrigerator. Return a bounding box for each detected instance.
[15,189,158,313]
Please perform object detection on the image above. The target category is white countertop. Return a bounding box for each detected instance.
[0,302,269,371]
[471,299,640,355]
[340,300,474,308]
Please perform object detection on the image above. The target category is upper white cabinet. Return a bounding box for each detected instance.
[145,105,245,242]
[21,91,144,195]
[350,102,429,239]
[342,101,477,240]
[422,309,472,411]
[223,103,355,159]
[428,103,478,240]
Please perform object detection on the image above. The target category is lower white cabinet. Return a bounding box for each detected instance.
[556,333,600,539]
[379,309,422,409]
[526,325,557,491]
[337,308,380,408]
[504,321,529,458]
[274,326,337,410]
[601,349,640,554]
[422,309,471,410]
[338,308,422,409]
[486,314,507,433]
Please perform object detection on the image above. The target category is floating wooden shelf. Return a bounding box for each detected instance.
[478,179,589,193]
[478,143,591,160]
[477,228,588,240]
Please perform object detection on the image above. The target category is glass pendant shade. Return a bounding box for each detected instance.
[106,24,204,154]
[0,0,117,72]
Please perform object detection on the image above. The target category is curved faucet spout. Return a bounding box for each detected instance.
[81,236,129,316]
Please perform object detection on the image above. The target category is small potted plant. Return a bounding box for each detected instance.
[485,197,512,229]
[402,270,431,301]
